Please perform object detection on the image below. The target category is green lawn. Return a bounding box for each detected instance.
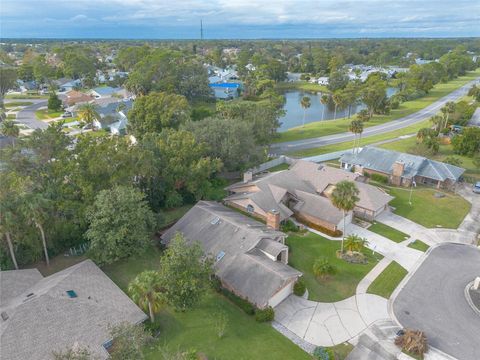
[380,138,480,183]
[367,261,408,299]
[102,247,310,360]
[368,222,410,243]
[290,119,430,157]
[5,101,33,107]
[5,93,49,99]
[275,81,329,93]
[386,186,470,228]
[275,69,480,144]
[407,240,430,252]
[35,109,63,120]
[287,231,382,302]
[268,162,291,172]
[158,205,193,228]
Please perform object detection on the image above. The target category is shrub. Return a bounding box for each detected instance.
[293,278,306,296]
[370,173,388,184]
[313,257,337,280]
[281,219,299,233]
[255,307,275,322]
[313,346,335,360]
[294,213,342,237]
[220,288,255,315]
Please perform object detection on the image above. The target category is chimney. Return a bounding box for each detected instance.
[392,161,405,177]
[266,209,280,231]
[243,170,253,183]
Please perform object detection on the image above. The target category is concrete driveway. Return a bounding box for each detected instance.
[345,224,423,271]
[14,100,48,130]
[392,244,480,360]
[275,294,389,347]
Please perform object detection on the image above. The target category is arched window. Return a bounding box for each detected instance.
[246,204,254,213]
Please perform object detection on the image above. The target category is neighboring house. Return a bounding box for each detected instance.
[93,98,133,135]
[340,147,465,189]
[89,86,123,99]
[53,78,82,92]
[317,77,329,85]
[161,201,301,309]
[63,90,94,107]
[225,160,392,232]
[208,82,240,100]
[0,260,147,360]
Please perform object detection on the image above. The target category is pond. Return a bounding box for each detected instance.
[279,87,397,131]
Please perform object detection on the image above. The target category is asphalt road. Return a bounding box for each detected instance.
[271,77,480,154]
[393,244,480,360]
[12,99,49,130]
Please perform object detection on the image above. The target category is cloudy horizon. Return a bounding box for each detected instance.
[2,0,479,39]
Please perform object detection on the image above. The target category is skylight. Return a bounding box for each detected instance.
[66,290,78,298]
[211,217,220,225]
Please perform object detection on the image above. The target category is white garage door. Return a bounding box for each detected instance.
[268,281,294,308]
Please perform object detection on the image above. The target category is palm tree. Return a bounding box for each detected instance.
[312,257,336,280]
[0,119,20,146]
[116,102,127,114]
[344,234,368,253]
[320,94,329,121]
[440,101,456,130]
[349,120,364,154]
[21,192,51,266]
[128,270,164,322]
[429,114,443,132]
[78,103,99,130]
[0,211,19,269]
[300,96,311,127]
[330,180,360,253]
[332,91,346,121]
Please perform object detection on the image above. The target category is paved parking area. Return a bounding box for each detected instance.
[393,244,480,360]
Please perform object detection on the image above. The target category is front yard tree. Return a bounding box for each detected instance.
[127,91,190,139]
[48,91,62,111]
[78,103,99,129]
[0,120,20,145]
[128,270,164,323]
[86,186,156,265]
[331,180,360,253]
[0,67,17,109]
[159,232,213,311]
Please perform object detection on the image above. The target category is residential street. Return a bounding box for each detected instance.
[271,77,480,154]
[12,99,49,130]
[392,244,480,360]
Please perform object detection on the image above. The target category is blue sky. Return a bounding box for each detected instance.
[2,0,479,39]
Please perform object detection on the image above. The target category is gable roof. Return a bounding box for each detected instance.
[340,147,465,182]
[226,160,392,220]
[91,86,122,97]
[0,260,147,360]
[161,201,300,308]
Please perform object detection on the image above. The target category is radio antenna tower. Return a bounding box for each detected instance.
[200,20,204,40]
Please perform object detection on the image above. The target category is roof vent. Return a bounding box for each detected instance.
[66,290,78,298]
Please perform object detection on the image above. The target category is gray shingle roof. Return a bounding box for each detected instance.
[0,260,147,360]
[161,201,301,308]
[340,147,465,182]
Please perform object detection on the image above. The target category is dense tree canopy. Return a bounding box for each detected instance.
[86,186,156,265]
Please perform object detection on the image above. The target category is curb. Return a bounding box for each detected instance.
[464,281,480,317]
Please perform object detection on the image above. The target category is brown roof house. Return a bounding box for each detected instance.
[0,260,147,360]
[161,201,301,309]
[225,160,393,232]
[63,90,94,107]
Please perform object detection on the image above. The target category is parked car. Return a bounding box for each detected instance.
[61,111,73,118]
[473,182,480,194]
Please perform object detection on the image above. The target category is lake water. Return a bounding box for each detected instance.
[279,87,397,131]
